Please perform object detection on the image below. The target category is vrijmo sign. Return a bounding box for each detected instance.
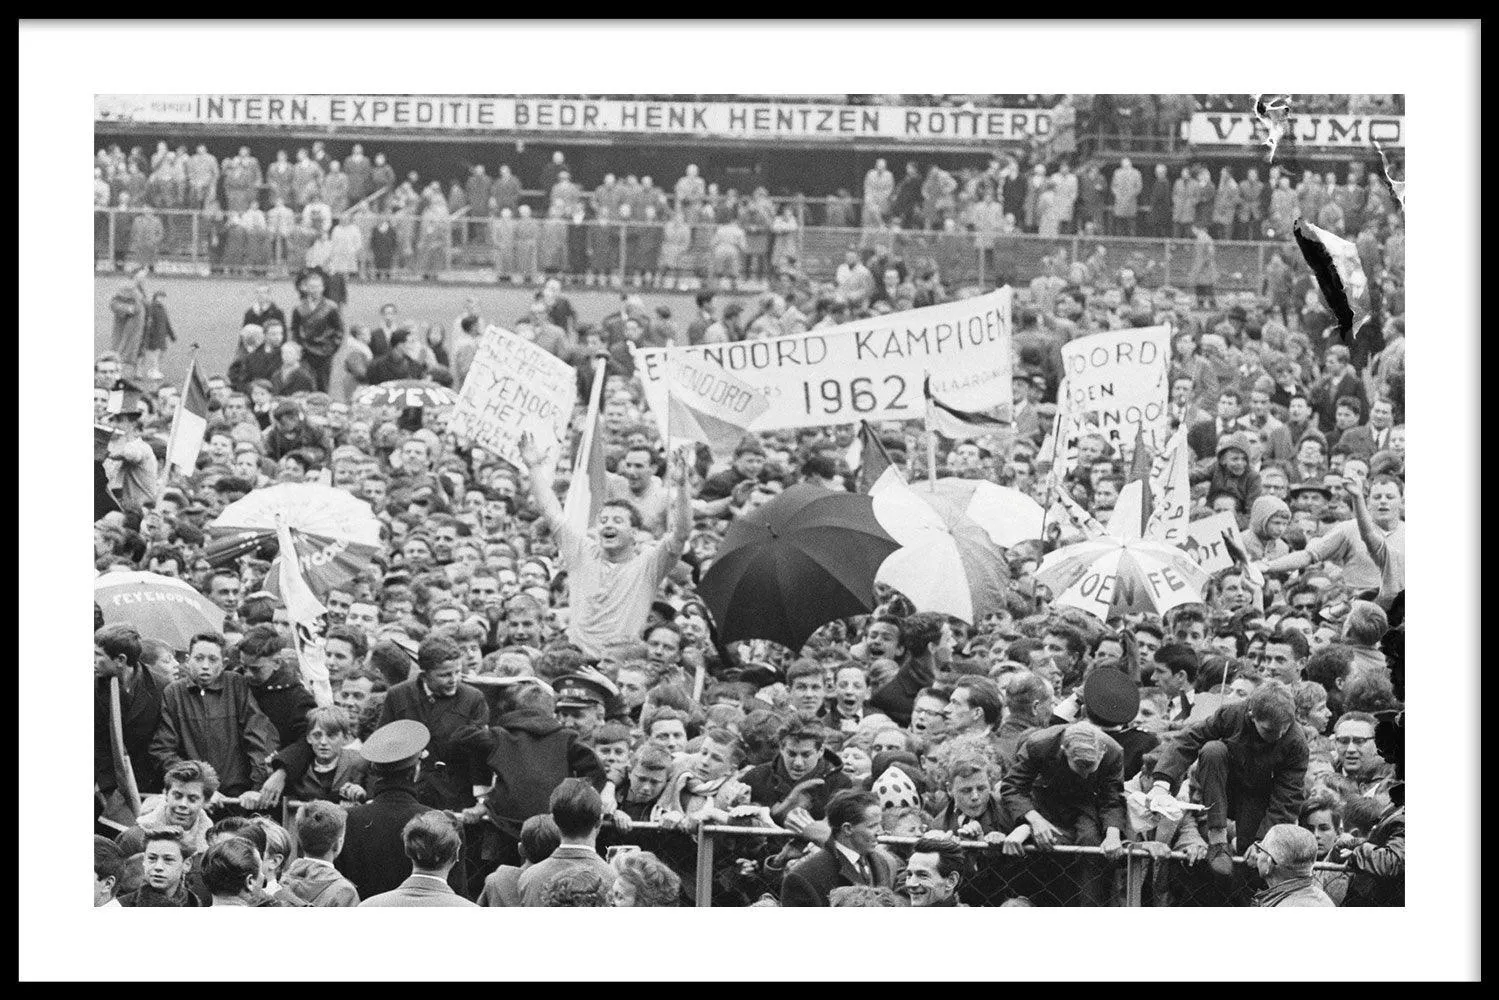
[1187,111,1403,148]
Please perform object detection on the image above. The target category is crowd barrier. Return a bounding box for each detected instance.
[94,207,1286,295]
[277,801,1351,907]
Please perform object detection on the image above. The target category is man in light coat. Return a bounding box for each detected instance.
[359,811,477,907]
[1110,158,1143,235]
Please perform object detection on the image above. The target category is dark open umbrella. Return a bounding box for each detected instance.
[698,483,901,652]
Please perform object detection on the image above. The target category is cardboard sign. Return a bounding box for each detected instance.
[448,325,577,468]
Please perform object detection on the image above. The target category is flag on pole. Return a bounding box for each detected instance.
[1293,217,1370,343]
[562,357,609,538]
[1141,426,1192,544]
[1126,425,1153,538]
[846,420,903,494]
[275,520,332,707]
[165,359,210,475]
[922,373,1011,440]
[663,351,769,456]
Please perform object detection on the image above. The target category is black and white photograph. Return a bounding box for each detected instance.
[20,20,1478,983]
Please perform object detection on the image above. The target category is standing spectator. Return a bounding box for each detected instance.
[104,399,158,513]
[1237,167,1264,239]
[370,152,396,209]
[329,214,363,290]
[376,634,489,810]
[292,148,324,210]
[1078,162,1107,234]
[186,143,218,208]
[290,267,344,392]
[1110,157,1143,235]
[1147,163,1173,237]
[323,160,350,214]
[1268,174,1298,239]
[129,205,164,272]
[1211,167,1239,240]
[358,811,477,907]
[149,632,279,799]
[108,267,148,375]
[1171,166,1197,238]
[1052,162,1078,234]
[674,163,706,213]
[370,217,397,279]
[780,790,893,906]
[492,163,522,216]
[514,205,540,283]
[95,623,164,808]
[344,143,372,204]
[712,215,748,290]
[518,778,616,906]
[280,800,361,906]
[863,158,894,223]
[326,323,372,404]
[266,150,295,207]
[140,290,175,380]
[1188,224,1218,309]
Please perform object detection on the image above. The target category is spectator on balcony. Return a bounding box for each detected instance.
[323,160,350,214]
[129,205,165,273]
[541,201,571,278]
[656,209,693,289]
[265,149,294,208]
[513,205,540,283]
[417,193,451,280]
[742,188,775,281]
[1212,167,1239,240]
[369,152,396,211]
[1143,163,1170,238]
[1036,178,1062,239]
[490,207,518,281]
[1237,167,1265,240]
[291,148,323,211]
[1109,157,1143,236]
[921,165,958,231]
[711,216,748,290]
[863,158,894,223]
[1188,225,1218,308]
[672,162,705,213]
[1170,166,1197,238]
[1078,162,1108,236]
[186,144,217,208]
[550,170,584,219]
[1051,161,1078,234]
[1297,171,1328,225]
[1192,166,1216,231]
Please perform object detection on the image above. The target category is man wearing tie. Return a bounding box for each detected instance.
[780,791,895,906]
[1366,398,1397,453]
[1188,388,1251,462]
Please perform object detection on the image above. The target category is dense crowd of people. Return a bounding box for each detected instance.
[94,110,1406,908]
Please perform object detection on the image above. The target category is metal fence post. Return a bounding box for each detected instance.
[190,212,200,270]
[694,827,715,908]
[618,222,628,287]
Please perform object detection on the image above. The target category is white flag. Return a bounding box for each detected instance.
[276,520,332,707]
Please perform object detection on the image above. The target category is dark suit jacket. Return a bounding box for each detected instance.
[377,678,489,809]
[335,785,461,900]
[95,669,163,795]
[780,844,895,907]
[999,724,1127,835]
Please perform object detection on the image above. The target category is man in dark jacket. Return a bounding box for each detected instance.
[376,634,489,810]
[869,612,949,726]
[149,632,278,798]
[741,720,852,824]
[236,624,317,753]
[1149,681,1308,875]
[365,327,429,385]
[334,720,463,899]
[261,400,333,463]
[780,790,894,907]
[453,677,604,889]
[95,624,163,810]
[290,267,344,392]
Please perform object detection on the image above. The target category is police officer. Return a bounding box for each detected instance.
[552,673,616,742]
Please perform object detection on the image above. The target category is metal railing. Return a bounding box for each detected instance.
[272,800,1354,907]
[95,207,1288,294]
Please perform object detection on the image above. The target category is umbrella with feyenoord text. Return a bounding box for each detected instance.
[1036,535,1210,622]
[94,570,225,648]
[353,380,461,410]
[697,484,901,652]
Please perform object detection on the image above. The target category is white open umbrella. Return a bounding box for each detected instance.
[871,477,1011,624]
[1036,535,1210,622]
[211,482,382,546]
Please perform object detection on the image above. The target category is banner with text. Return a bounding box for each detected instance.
[1187,112,1404,149]
[635,289,1012,436]
[1183,512,1244,574]
[96,95,1052,144]
[448,326,576,469]
[1059,326,1171,457]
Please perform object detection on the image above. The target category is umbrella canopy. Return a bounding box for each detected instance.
[1036,536,1210,622]
[871,477,1011,624]
[922,478,1047,548]
[353,380,461,410]
[698,484,900,651]
[211,483,382,546]
[94,570,225,649]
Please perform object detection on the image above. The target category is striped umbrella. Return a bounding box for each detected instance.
[353,380,460,410]
[871,477,1012,624]
[94,570,226,649]
[1036,535,1210,622]
[211,483,382,546]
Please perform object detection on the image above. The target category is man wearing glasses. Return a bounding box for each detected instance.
[1247,824,1335,907]
[1331,712,1398,807]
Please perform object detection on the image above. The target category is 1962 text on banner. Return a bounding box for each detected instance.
[635,289,1012,435]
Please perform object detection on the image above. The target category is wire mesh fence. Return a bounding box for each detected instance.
[94,208,1283,294]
